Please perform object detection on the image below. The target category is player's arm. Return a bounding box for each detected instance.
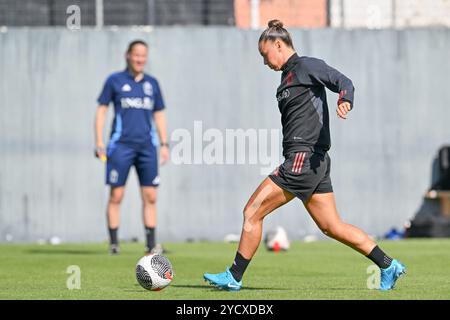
[302,58,354,119]
[94,105,108,160]
[153,110,169,165]
[95,75,114,160]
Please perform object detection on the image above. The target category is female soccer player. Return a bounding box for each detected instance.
[204,20,405,291]
[95,40,169,255]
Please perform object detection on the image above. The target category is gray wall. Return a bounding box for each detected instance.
[1,27,449,243]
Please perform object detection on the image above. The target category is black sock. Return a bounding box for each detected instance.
[145,227,155,251]
[229,252,250,282]
[109,227,118,246]
[366,245,393,269]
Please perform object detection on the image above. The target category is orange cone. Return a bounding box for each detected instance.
[273,241,281,252]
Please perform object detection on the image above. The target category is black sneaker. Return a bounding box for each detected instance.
[145,243,166,255]
[110,244,120,255]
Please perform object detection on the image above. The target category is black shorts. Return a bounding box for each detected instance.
[269,151,333,202]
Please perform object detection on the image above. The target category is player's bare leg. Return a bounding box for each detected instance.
[141,186,157,227]
[107,186,125,254]
[238,177,295,259]
[304,192,406,290]
[304,192,376,254]
[107,186,124,228]
[141,186,160,253]
[204,177,294,290]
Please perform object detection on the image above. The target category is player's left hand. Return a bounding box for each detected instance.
[160,145,170,165]
[337,101,351,120]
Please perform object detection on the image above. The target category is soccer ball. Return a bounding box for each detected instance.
[135,254,174,291]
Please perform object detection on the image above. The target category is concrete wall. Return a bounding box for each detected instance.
[1,27,449,243]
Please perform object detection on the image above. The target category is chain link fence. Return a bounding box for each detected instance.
[0,0,235,26]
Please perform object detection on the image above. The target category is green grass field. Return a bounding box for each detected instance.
[1,239,450,300]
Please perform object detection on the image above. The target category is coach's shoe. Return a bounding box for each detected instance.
[380,259,406,290]
[203,268,242,291]
[109,244,120,255]
[145,243,166,255]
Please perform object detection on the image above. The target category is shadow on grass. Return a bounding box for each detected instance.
[122,284,213,293]
[25,248,105,255]
[127,283,288,292]
[172,284,289,291]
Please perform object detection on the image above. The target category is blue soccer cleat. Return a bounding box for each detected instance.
[203,268,242,291]
[380,259,406,291]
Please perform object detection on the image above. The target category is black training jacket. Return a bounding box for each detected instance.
[276,53,354,156]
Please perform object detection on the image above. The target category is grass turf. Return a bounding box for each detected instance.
[1,239,450,300]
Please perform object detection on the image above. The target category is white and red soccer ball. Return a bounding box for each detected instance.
[135,254,174,291]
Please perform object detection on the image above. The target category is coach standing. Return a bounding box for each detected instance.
[94,40,169,255]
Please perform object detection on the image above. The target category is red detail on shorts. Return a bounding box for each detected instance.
[292,153,299,172]
[292,152,306,173]
[165,271,173,280]
[297,152,306,173]
[274,166,279,176]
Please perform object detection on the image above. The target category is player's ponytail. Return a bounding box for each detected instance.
[259,19,294,49]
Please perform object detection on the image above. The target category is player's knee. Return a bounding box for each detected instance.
[319,225,329,236]
[142,191,157,205]
[320,224,341,238]
[109,192,124,205]
[243,207,263,225]
[318,223,331,235]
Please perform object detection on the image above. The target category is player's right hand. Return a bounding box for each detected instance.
[337,101,351,120]
[95,146,107,162]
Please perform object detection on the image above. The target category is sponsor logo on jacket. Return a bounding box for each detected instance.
[277,89,290,102]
